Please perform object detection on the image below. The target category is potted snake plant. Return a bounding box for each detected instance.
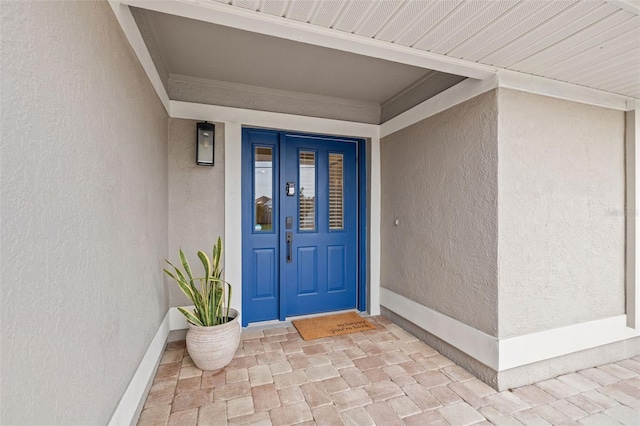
[164,237,240,373]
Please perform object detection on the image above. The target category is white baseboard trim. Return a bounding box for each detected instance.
[380,287,499,370]
[108,307,194,425]
[108,311,171,426]
[380,287,640,373]
[499,314,640,371]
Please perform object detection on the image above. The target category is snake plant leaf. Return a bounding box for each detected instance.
[163,267,178,282]
[168,261,203,307]
[198,251,211,281]
[178,307,204,327]
[190,279,204,317]
[165,260,185,282]
[166,263,196,303]
[179,248,193,281]
[198,251,214,325]
[208,281,216,325]
[212,237,222,278]
[179,248,197,297]
[163,268,195,302]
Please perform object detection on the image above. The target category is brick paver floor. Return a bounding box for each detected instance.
[138,315,640,425]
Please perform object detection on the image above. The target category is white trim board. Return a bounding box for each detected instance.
[380,76,498,138]
[497,70,634,112]
[225,121,243,325]
[107,307,200,425]
[108,1,170,114]
[379,72,634,140]
[380,287,640,372]
[170,101,379,138]
[627,106,640,329]
[369,134,381,316]
[380,287,499,370]
[500,315,640,371]
[108,311,170,426]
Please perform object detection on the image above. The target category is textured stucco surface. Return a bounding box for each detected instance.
[168,77,381,124]
[1,2,169,424]
[380,90,499,336]
[168,118,225,307]
[498,89,626,337]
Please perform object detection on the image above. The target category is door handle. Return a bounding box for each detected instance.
[286,232,293,263]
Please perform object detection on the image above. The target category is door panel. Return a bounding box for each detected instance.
[242,129,280,324]
[281,134,358,318]
[242,128,359,326]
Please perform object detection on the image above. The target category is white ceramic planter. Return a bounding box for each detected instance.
[186,308,241,373]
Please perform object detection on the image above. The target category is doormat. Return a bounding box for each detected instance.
[292,312,376,340]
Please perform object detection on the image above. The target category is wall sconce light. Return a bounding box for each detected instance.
[196,121,215,166]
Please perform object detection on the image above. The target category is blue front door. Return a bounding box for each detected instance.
[242,128,360,326]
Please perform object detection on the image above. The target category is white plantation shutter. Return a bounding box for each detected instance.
[329,153,344,230]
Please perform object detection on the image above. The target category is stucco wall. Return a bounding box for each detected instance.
[168,118,225,307]
[380,90,499,336]
[498,89,626,337]
[1,2,168,424]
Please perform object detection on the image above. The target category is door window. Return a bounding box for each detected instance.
[299,151,316,231]
[254,146,273,232]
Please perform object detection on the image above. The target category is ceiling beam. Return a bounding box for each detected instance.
[118,0,497,80]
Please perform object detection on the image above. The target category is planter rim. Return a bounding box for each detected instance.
[186,308,239,330]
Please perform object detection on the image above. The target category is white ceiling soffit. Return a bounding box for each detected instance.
[122,0,640,100]
[136,8,435,104]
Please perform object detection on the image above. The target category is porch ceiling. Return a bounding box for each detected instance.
[127,0,640,104]
[133,8,445,104]
[213,0,640,99]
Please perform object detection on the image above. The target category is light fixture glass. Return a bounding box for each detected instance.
[196,121,215,166]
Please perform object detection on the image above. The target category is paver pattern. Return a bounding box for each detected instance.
[139,316,640,425]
